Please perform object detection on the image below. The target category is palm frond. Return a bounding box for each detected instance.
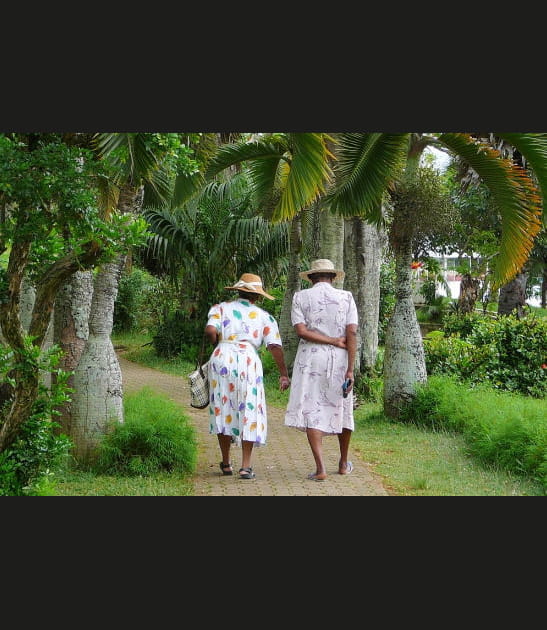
[497,133,547,227]
[327,133,409,224]
[95,174,119,219]
[439,133,542,287]
[205,139,288,180]
[273,133,332,222]
[171,171,205,208]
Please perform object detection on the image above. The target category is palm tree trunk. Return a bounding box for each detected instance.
[498,272,528,317]
[318,208,345,287]
[70,256,126,463]
[53,271,93,435]
[279,215,303,372]
[458,272,480,314]
[344,216,386,374]
[383,234,427,419]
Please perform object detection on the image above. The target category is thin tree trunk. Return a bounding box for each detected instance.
[279,215,303,373]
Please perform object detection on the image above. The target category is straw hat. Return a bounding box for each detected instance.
[225,273,275,300]
[299,259,345,282]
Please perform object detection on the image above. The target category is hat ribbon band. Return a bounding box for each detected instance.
[233,280,263,291]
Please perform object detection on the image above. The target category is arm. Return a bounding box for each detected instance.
[293,322,346,348]
[344,323,357,393]
[204,324,219,346]
[267,343,291,391]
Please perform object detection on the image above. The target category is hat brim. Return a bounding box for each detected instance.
[224,286,275,300]
[299,269,345,282]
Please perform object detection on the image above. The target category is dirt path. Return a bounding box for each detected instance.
[119,354,389,496]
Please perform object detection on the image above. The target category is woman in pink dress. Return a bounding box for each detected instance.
[284,259,358,481]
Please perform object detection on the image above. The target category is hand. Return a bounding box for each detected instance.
[332,337,347,349]
[279,375,291,391]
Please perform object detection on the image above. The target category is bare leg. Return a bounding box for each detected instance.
[306,428,327,480]
[337,428,353,474]
[217,434,232,472]
[241,439,254,470]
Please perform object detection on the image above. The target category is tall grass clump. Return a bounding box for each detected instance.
[92,387,198,476]
[400,375,547,492]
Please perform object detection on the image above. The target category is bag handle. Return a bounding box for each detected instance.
[195,332,208,372]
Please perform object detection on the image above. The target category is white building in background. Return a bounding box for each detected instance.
[412,252,541,308]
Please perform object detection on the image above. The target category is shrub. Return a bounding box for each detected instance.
[92,387,197,476]
[114,267,159,334]
[425,313,547,398]
[0,415,72,496]
[0,342,73,496]
[152,309,202,360]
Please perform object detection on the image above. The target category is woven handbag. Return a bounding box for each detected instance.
[189,360,210,409]
[188,335,210,409]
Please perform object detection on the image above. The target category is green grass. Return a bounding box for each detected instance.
[352,402,544,496]
[55,470,193,496]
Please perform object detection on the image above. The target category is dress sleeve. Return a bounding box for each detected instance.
[206,303,222,332]
[346,293,358,326]
[290,291,304,326]
[262,311,282,347]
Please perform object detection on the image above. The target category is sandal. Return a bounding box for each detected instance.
[239,467,256,480]
[307,472,327,482]
[219,462,233,476]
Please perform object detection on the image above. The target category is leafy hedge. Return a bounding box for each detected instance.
[424,313,547,398]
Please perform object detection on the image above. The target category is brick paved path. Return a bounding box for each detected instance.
[119,354,389,496]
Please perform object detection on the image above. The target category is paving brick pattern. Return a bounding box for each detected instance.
[119,354,389,497]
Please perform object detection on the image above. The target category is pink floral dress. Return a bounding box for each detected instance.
[284,282,358,434]
[206,298,282,446]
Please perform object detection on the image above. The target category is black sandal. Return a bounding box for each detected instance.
[219,462,233,476]
[239,467,256,480]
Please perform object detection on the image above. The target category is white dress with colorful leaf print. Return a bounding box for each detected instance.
[206,298,282,446]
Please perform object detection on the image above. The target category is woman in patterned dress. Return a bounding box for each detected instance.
[204,273,290,480]
[284,259,358,481]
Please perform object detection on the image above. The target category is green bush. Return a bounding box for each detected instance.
[114,267,159,334]
[400,375,547,491]
[425,313,547,397]
[0,342,73,496]
[152,309,202,361]
[0,415,72,496]
[92,387,197,476]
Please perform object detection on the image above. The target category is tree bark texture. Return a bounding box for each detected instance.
[383,236,427,418]
[279,216,303,373]
[458,273,480,314]
[53,271,93,435]
[498,272,528,317]
[70,257,126,462]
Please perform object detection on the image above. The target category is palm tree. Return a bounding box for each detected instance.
[328,132,546,417]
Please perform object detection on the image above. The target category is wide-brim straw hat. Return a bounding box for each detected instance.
[299,259,345,282]
[225,273,275,300]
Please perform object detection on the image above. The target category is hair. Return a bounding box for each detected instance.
[237,290,260,301]
[308,272,336,283]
